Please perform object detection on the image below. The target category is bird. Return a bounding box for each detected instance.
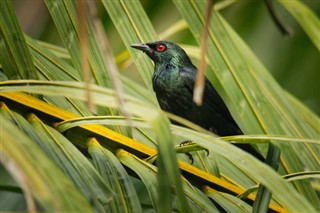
[131,41,264,161]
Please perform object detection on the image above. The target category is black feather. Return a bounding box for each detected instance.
[131,41,264,161]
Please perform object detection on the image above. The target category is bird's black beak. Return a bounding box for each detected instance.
[130,43,152,54]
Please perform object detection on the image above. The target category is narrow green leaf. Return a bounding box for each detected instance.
[27,37,81,81]
[120,76,157,106]
[173,1,319,209]
[0,111,93,212]
[57,116,148,132]
[27,36,156,116]
[253,144,280,213]
[223,14,319,139]
[117,149,159,211]
[171,126,316,213]
[44,0,112,88]
[30,37,157,106]
[279,0,320,51]
[45,0,140,135]
[2,81,316,212]
[221,13,320,208]
[43,0,82,75]
[27,114,114,211]
[27,36,93,117]
[118,149,219,212]
[151,113,189,212]
[285,92,320,136]
[205,188,252,213]
[0,0,38,79]
[102,0,158,91]
[102,2,191,210]
[88,139,142,213]
[35,40,70,59]
[0,39,19,80]
[284,171,320,182]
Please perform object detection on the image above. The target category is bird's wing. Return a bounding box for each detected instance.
[180,66,241,130]
[203,78,239,125]
[179,67,266,160]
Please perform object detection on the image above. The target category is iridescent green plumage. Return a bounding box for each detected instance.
[131,41,264,161]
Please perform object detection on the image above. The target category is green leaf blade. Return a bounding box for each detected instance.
[0,0,38,79]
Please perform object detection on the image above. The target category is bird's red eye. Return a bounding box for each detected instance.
[156,44,166,52]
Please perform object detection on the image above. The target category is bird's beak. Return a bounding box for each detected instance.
[130,43,152,54]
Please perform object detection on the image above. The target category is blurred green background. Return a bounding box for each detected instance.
[12,0,320,114]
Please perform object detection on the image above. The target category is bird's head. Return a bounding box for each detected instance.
[131,41,192,67]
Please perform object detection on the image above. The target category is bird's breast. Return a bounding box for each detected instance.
[152,71,193,113]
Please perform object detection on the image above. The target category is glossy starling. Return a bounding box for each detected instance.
[131,41,264,161]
